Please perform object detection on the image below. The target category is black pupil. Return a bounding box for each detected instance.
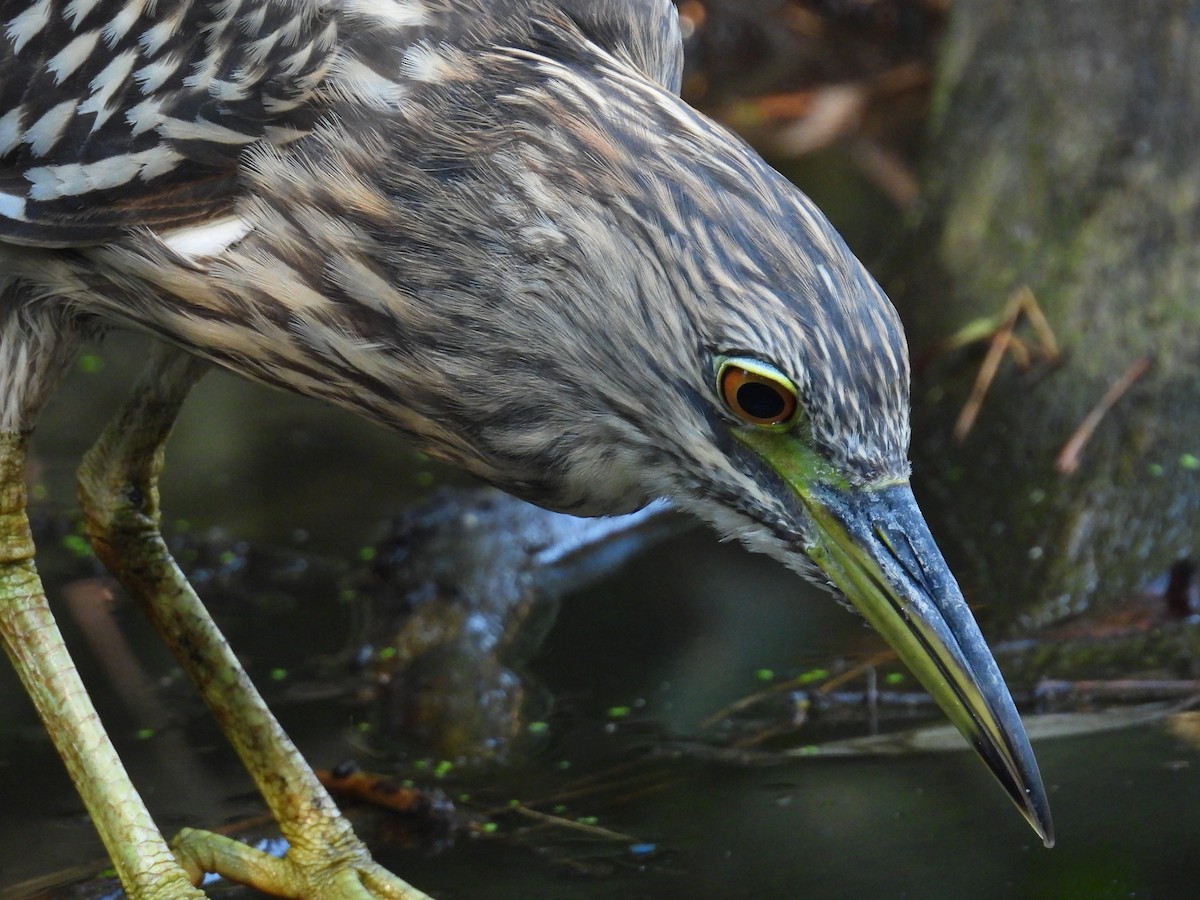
[736,381,786,420]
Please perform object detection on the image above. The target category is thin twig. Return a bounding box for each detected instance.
[1055,355,1153,474]
[816,649,897,694]
[1021,288,1061,359]
[699,649,897,734]
[509,805,634,842]
[534,765,671,807]
[953,286,1061,441]
[608,775,690,807]
[954,292,1023,441]
[848,138,920,210]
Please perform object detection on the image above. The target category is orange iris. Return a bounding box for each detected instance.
[719,363,797,426]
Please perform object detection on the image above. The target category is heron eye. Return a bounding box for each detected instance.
[716,358,799,427]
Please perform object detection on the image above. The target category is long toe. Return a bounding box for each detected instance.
[172,828,433,900]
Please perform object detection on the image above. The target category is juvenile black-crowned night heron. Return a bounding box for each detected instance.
[0,0,1051,896]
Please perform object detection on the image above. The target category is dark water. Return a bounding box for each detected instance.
[1,339,1199,898]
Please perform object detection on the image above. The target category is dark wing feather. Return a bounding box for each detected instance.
[0,0,681,248]
[0,0,336,246]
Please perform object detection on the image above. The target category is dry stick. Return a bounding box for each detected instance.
[954,291,1024,441]
[63,579,223,815]
[731,651,904,748]
[1003,333,1033,368]
[1055,355,1153,475]
[63,579,168,730]
[556,757,659,791]
[849,138,920,210]
[697,671,817,731]
[816,649,897,695]
[699,649,897,731]
[702,594,1001,737]
[733,718,807,751]
[531,763,672,808]
[953,286,1062,442]
[607,775,691,808]
[1021,287,1062,359]
[751,90,816,122]
[509,805,634,842]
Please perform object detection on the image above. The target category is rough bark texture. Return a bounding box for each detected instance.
[894,0,1200,630]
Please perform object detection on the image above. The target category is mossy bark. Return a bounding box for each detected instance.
[892,1,1200,631]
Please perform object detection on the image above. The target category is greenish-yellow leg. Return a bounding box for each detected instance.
[77,347,431,900]
[0,302,201,899]
[0,431,203,899]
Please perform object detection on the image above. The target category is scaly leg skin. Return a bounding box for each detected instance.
[0,302,201,898]
[0,431,203,900]
[77,346,432,900]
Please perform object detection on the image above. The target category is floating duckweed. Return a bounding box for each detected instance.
[507,799,520,808]
[527,721,549,734]
[357,546,377,562]
[401,779,414,788]
[269,668,288,682]
[797,745,820,756]
[78,353,104,373]
[415,470,435,487]
[1028,488,1046,504]
[576,816,599,826]
[434,760,453,778]
[884,672,905,685]
[355,721,371,734]
[135,728,155,740]
[413,758,430,770]
[481,822,498,834]
[1148,463,1165,477]
[30,483,47,501]
[1181,454,1200,470]
[338,588,358,603]
[61,534,92,558]
[556,760,571,771]
[218,550,236,565]
[797,668,828,685]
[754,668,775,682]
[552,804,568,814]
[606,706,631,719]
[457,793,471,803]
[377,646,397,661]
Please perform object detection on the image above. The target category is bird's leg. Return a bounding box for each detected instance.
[77,345,431,900]
[0,435,203,899]
[0,311,201,899]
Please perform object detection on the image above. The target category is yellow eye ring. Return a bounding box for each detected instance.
[716,357,799,427]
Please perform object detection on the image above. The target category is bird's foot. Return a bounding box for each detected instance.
[173,828,432,899]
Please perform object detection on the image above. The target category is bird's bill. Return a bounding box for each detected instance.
[734,430,1054,848]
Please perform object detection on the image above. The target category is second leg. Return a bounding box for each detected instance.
[77,345,431,900]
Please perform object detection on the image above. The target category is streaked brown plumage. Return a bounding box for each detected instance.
[0,1,1050,898]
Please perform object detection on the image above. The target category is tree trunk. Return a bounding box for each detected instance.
[894,0,1200,631]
